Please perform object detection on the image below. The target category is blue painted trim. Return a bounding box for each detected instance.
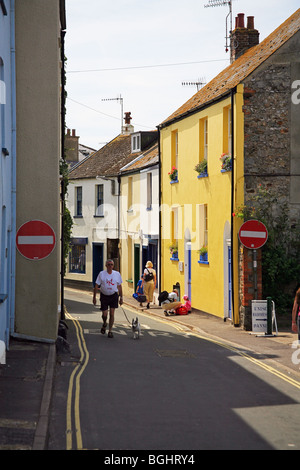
[197,173,208,178]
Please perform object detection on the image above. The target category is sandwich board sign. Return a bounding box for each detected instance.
[16,220,56,260]
[251,300,278,336]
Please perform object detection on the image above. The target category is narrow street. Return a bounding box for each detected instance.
[47,289,300,452]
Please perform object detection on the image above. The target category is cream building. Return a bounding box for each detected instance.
[14,0,66,342]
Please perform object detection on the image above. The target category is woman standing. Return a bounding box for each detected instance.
[143,261,156,309]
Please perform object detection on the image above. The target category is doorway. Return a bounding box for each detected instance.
[92,243,104,286]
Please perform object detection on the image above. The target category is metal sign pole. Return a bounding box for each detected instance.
[253,249,257,300]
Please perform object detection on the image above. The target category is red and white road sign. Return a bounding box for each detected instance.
[239,220,268,249]
[16,220,56,260]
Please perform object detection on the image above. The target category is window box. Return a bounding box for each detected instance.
[195,160,208,178]
[198,246,209,264]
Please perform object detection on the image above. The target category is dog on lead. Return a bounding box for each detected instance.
[132,317,141,339]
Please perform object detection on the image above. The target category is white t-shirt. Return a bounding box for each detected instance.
[161,291,178,305]
[95,270,122,296]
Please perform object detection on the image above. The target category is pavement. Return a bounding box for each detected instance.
[0,288,299,450]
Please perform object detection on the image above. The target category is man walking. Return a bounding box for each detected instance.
[93,259,123,338]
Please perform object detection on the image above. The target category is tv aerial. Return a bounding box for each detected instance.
[204,0,235,60]
[102,94,123,133]
[182,78,206,92]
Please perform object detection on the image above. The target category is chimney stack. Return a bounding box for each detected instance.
[230,14,259,62]
[65,128,79,164]
[122,112,134,135]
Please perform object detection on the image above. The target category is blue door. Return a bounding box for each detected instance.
[93,243,104,286]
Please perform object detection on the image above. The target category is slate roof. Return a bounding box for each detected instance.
[69,134,135,179]
[160,9,300,127]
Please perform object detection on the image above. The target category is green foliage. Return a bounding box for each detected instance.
[195,160,207,175]
[198,245,208,256]
[59,158,73,276]
[235,185,300,314]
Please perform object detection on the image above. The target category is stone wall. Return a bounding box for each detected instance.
[239,42,300,327]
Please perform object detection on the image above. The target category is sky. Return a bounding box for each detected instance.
[65,0,299,150]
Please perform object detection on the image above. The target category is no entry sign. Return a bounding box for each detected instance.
[239,220,268,249]
[16,220,56,260]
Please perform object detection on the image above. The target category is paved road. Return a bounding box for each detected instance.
[47,289,300,452]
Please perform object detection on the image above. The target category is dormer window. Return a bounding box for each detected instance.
[131,133,141,153]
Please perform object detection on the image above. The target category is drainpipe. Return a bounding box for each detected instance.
[9,0,16,340]
[157,125,161,294]
[118,173,121,272]
[60,28,66,320]
[231,87,239,327]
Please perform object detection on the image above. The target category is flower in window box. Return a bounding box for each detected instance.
[195,160,207,176]
[169,242,178,258]
[198,245,208,262]
[168,166,178,181]
[220,153,232,171]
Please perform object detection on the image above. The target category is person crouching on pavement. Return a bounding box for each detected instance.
[161,289,182,316]
[93,259,123,338]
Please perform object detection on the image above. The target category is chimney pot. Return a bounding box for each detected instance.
[72,129,76,137]
[124,112,132,125]
[247,16,255,29]
[237,13,245,28]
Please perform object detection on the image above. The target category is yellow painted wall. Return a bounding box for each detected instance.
[160,87,244,321]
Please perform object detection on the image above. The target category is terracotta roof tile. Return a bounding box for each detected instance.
[160,9,300,126]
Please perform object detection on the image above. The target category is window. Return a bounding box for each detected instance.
[127,177,133,211]
[95,184,104,216]
[199,117,208,161]
[127,235,133,280]
[75,186,82,217]
[198,204,208,262]
[171,207,179,259]
[69,244,86,273]
[223,106,231,155]
[171,130,178,180]
[131,133,141,152]
[147,172,152,209]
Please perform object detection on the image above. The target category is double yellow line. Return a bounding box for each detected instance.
[130,306,300,391]
[64,305,300,450]
[65,312,89,450]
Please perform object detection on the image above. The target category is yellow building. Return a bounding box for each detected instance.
[159,87,244,323]
[159,10,300,325]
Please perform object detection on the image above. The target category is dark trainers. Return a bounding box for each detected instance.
[107,331,113,338]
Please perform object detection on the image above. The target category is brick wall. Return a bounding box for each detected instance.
[239,245,262,330]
